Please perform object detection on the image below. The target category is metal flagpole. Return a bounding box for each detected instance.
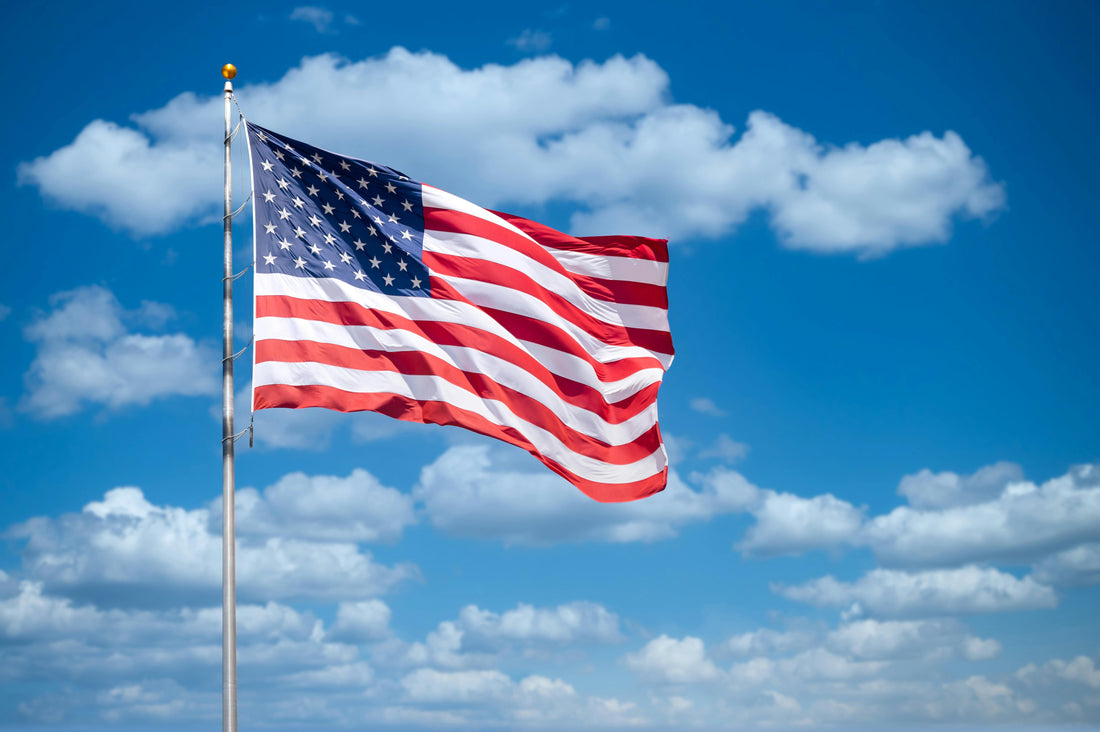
[220,62,239,732]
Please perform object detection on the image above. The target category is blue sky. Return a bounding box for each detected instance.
[1,0,1099,729]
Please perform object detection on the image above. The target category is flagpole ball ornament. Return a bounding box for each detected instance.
[221,63,237,80]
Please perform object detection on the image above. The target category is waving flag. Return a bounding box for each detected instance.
[246,122,673,502]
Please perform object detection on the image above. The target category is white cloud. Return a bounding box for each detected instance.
[698,434,749,463]
[329,600,392,642]
[593,17,611,31]
[1033,542,1100,587]
[725,628,816,657]
[0,303,11,321]
[624,635,720,683]
[290,6,335,33]
[737,490,864,557]
[862,463,1100,567]
[21,49,1004,256]
[456,601,622,646]
[20,286,218,418]
[508,29,553,53]
[689,397,725,417]
[898,461,1024,509]
[414,444,758,545]
[6,485,417,604]
[776,566,1058,617]
[374,600,622,670]
[825,619,1000,661]
[222,468,416,543]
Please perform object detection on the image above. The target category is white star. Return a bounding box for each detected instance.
[263,253,277,265]
[286,145,297,155]
[292,196,305,209]
[369,256,381,268]
[368,226,377,237]
[387,214,399,225]
[277,178,290,190]
[372,215,384,226]
[277,207,292,220]
[311,153,323,164]
[307,185,320,197]
[397,259,408,271]
[339,160,351,171]
[290,168,303,179]
[353,270,366,281]
[294,225,307,238]
[309,243,322,255]
[322,203,335,215]
[323,260,335,271]
[339,251,353,264]
[278,237,293,250]
[299,155,310,167]
[358,177,370,189]
[382,242,393,253]
[293,256,306,269]
[264,222,277,235]
[351,208,361,219]
[261,160,274,172]
[338,221,352,233]
[353,238,367,250]
[383,273,395,286]
[257,130,267,142]
[385,182,397,194]
[367,166,378,177]
[334,189,344,200]
[410,276,422,288]
[273,149,285,161]
[323,232,337,245]
[317,170,328,183]
[308,214,323,227]
[401,199,413,212]
[261,190,276,203]
[400,229,413,241]
[399,175,409,181]
[371,195,385,207]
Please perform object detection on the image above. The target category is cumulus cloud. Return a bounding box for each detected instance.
[775,566,1058,618]
[736,490,864,557]
[862,463,1100,567]
[624,635,720,683]
[825,619,1000,661]
[220,468,416,543]
[5,485,417,605]
[20,286,218,418]
[414,444,759,545]
[698,434,749,463]
[1033,542,1100,587]
[21,49,1003,256]
[374,601,622,670]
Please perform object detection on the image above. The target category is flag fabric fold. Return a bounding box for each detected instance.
[246,122,673,502]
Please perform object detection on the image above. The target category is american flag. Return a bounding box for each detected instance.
[246,122,673,502]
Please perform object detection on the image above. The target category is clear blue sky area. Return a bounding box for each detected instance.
[0,1,1097,729]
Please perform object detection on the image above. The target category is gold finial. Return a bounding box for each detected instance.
[221,63,237,80]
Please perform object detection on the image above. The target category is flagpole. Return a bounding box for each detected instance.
[220,62,239,732]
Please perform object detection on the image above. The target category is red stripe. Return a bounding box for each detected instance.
[425,207,668,309]
[256,339,662,463]
[256,295,664,406]
[493,211,669,263]
[254,383,667,503]
[427,253,675,357]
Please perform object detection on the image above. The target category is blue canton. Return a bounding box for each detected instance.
[247,122,429,297]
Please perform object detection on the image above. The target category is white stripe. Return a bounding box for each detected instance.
[257,316,660,444]
[544,248,669,287]
[435,273,674,368]
[423,230,670,333]
[421,185,536,243]
[254,361,667,484]
[256,273,670,393]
